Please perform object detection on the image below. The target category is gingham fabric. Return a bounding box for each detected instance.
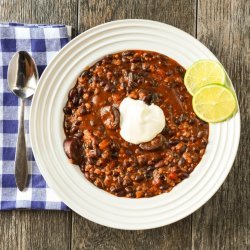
[0,23,71,210]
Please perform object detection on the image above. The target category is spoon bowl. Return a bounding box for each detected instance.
[8,51,38,99]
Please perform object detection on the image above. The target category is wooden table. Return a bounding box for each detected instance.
[0,0,249,249]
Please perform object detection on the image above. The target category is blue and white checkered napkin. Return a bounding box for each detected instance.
[0,23,71,210]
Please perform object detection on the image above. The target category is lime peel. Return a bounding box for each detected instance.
[192,84,236,123]
[184,59,226,95]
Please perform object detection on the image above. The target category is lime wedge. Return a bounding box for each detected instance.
[184,60,226,95]
[192,84,236,123]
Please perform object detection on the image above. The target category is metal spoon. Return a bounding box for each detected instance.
[7,51,38,191]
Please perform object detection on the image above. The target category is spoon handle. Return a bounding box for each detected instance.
[15,99,28,191]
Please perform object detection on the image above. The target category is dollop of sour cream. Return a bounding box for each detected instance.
[119,97,166,144]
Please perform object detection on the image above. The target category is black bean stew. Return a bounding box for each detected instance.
[63,50,209,198]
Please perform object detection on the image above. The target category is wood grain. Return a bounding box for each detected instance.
[72,214,192,250]
[72,1,196,249]
[192,0,249,249]
[0,211,71,250]
[78,0,196,34]
[32,0,78,36]
[0,1,74,250]
[0,0,32,23]
[0,0,249,249]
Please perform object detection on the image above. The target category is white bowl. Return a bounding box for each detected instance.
[30,19,240,230]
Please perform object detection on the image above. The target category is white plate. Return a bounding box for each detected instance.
[30,19,240,230]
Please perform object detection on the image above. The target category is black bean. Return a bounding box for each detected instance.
[92,75,100,83]
[179,114,187,122]
[135,175,144,182]
[180,137,189,143]
[155,160,165,168]
[77,87,83,97]
[125,186,134,193]
[128,72,134,83]
[97,125,105,132]
[80,70,88,77]
[165,69,173,76]
[125,149,133,156]
[131,57,141,63]
[144,172,152,179]
[174,118,181,125]
[144,192,153,197]
[117,190,126,197]
[160,184,169,190]
[111,151,118,158]
[123,179,132,186]
[110,186,122,193]
[80,163,85,172]
[179,172,189,179]
[122,161,130,167]
[143,52,153,58]
[127,81,138,90]
[74,131,83,138]
[197,131,204,138]
[72,96,79,105]
[80,106,87,115]
[117,176,123,184]
[113,171,119,177]
[121,57,129,63]
[138,89,153,104]
[179,95,185,102]
[188,118,195,125]
[169,139,180,146]
[70,126,78,134]
[133,76,142,85]
[122,51,134,56]
[64,121,71,129]
[192,153,199,163]
[102,55,113,63]
[78,98,84,105]
[69,88,77,99]
[169,130,175,137]
[180,144,187,154]
[161,127,169,137]
[104,83,112,92]
[147,166,155,171]
[202,139,208,146]
[63,107,72,115]
[73,120,81,126]
[152,93,161,103]
[100,81,106,87]
[176,66,185,75]
[120,82,127,89]
[159,174,165,180]
[89,172,97,179]
[147,79,158,87]
[89,149,100,158]
[178,157,186,166]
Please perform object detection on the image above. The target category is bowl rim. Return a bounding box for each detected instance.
[30,19,241,230]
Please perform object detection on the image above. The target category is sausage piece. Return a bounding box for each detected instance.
[100,106,120,129]
[139,134,166,151]
[63,138,82,164]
